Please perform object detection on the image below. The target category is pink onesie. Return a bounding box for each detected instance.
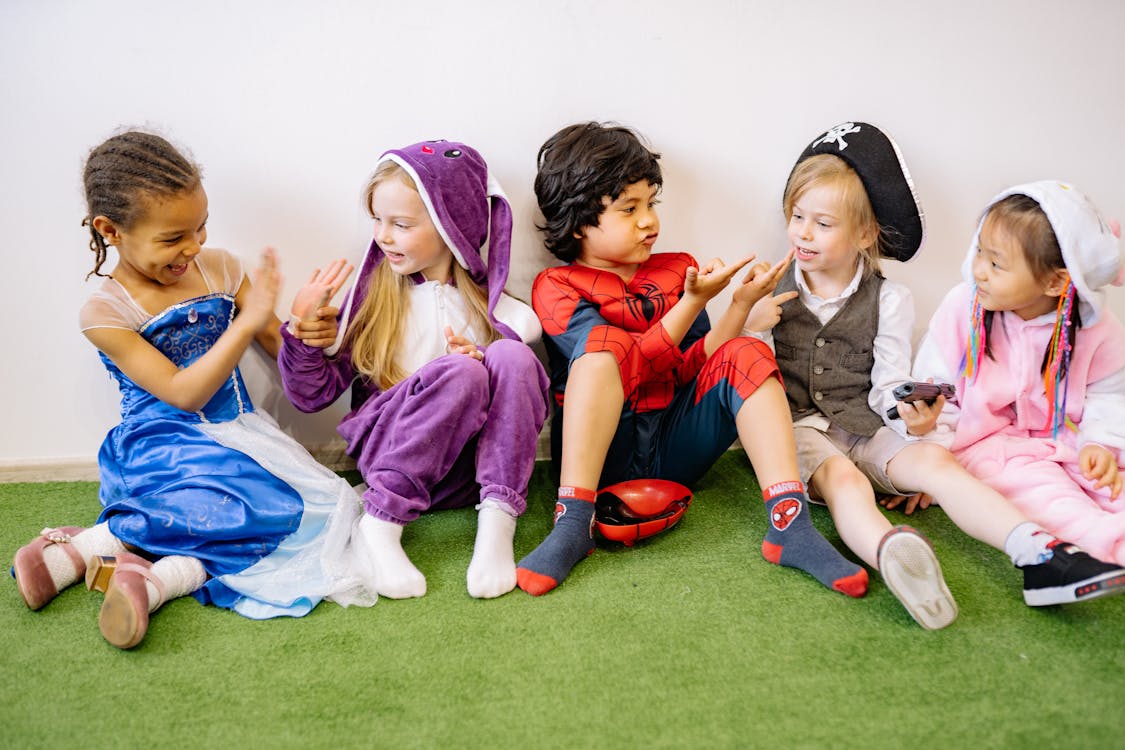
[915,282,1125,565]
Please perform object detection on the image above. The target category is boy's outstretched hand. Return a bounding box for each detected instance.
[895,392,944,437]
[879,491,933,515]
[739,250,798,331]
[732,249,795,307]
[684,255,754,303]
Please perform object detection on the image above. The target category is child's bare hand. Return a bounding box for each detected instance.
[292,306,341,349]
[879,492,933,515]
[242,247,282,330]
[897,395,944,436]
[445,326,483,361]
[291,259,354,321]
[742,288,799,332]
[1079,444,1122,499]
[733,249,795,309]
[684,255,754,303]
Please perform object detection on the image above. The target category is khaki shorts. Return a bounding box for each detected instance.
[794,423,910,499]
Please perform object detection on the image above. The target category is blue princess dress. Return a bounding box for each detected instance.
[79,248,378,618]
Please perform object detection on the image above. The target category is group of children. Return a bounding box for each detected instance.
[11,121,1125,648]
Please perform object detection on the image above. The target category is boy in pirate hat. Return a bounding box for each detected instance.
[745,122,1125,629]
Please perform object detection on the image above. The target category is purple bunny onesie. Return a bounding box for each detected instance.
[278,141,550,524]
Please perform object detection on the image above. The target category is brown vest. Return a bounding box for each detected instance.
[773,267,884,437]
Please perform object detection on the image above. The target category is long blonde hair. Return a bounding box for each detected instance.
[346,161,503,390]
[783,154,883,277]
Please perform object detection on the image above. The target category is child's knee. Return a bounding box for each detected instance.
[816,456,874,500]
[715,335,777,368]
[701,336,782,403]
[570,349,624,388]
[434,354,490,401]
[899,441,959,472]
[485,339,544,376]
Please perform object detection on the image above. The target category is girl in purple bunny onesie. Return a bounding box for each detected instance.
[911,180,1125,567]
[279,141,550,599]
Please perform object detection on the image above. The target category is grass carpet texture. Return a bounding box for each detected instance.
[1,452,1123,749]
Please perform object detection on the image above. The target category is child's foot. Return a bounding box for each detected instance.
[516,490,596,596]
[1021,543,1125,606]
[877,526,957,629]
[12,527,87,609]
[98,552,164,650]
[358,514,426,599]
[467,500,517,599]
[761,484,868,597]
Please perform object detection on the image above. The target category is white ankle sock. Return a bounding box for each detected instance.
[358,514,426,599]
[43,523,127,590]
[466,499,517,599]
[145,556,207,612]
[1004,521,1056,567]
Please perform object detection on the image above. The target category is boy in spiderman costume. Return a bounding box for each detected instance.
[516,122,869,597]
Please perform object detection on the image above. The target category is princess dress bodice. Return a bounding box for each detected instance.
[101,293,255,424]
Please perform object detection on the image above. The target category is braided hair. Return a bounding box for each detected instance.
[82,131,201,279]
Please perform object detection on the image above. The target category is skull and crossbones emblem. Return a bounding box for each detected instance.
[813,122,861,151]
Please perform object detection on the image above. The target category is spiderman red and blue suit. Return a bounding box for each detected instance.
[516,251,868,597]
[535,252,777,485]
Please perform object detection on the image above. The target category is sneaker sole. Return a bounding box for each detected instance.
[1024,569,1125,606]
[880,531,958,630]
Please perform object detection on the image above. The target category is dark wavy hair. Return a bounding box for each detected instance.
[533,122,662,262]
[82,130,201,279]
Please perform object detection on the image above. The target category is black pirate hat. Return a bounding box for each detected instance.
[790,122,925,262]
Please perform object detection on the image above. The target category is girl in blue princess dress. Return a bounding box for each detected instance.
[11,130,377,648]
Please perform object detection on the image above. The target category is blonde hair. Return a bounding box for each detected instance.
[347,161,503,391]
[783,154,883,276]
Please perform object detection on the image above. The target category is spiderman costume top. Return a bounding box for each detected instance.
[533,252,711,413]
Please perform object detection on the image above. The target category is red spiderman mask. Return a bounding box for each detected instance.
[770,498,801,531]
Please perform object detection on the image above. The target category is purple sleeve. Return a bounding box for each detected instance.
[277,324,356,413]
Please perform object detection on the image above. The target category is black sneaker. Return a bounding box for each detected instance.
[1021,544,1125,606]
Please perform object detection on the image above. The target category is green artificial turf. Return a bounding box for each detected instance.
[2,452,1122,749]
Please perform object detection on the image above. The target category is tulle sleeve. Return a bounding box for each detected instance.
[196,247,246,296]
[78,280,148,332]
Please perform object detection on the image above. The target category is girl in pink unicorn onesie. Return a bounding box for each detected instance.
[910,180,1125,571]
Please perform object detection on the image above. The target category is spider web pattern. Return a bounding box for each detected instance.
[692,336,781,405]
[533,253,708,412]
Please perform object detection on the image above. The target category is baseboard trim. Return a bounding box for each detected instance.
[0,443,358,484]
[1,433,556,484]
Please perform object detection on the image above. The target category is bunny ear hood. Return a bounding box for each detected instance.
[326,140,516,356]
[790,121,926,262]
[961,180,1124,325]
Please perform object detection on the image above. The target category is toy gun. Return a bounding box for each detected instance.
[885,382,956,420]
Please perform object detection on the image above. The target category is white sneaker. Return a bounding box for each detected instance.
[877,526,958,630]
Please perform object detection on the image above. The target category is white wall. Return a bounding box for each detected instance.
[2,0,1124,468]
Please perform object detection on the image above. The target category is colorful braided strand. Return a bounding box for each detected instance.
[1043,276,1076,438]
[961,287,987,381]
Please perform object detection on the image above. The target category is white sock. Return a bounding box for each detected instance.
[466,499,518,599]
[145,556,207,612]
[358,514,426,599]
[42,523,127,590]
[1004,521,1057,567]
